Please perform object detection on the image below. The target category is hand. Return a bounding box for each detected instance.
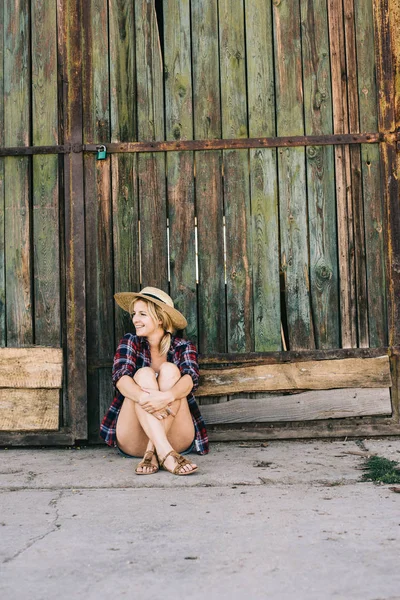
[139,389,174,414]
[152,406,177,420]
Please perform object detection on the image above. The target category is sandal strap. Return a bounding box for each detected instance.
[160,450,194,474]
[139,450,155,467]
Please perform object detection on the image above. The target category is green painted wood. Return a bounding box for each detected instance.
[245,0,281,351]
[4,0,33,346]
[135,0,168,290]
[82,0,114,438]
[219,0,253,352]
[109,0,140,342]
[191,0,226,353]
[0,0,5,346]
[163,0,197,342]
[273,0,314,350]
[355,0,387,347]
[32,0,60,346]
[300,0,340,349]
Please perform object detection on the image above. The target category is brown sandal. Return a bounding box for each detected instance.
[159,450,198,476]
[135,450,159,475]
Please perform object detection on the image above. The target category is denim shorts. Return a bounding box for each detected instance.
[117,440,195,459]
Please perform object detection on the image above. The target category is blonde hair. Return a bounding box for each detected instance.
[131,299,174,356]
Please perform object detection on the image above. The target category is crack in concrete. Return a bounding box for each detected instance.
[2,490,63,565]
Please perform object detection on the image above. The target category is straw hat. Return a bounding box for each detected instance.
[114,287,187,330]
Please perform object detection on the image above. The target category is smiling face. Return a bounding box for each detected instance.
[131,299,163,337]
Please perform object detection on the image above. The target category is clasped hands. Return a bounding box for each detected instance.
[138,388,176,420]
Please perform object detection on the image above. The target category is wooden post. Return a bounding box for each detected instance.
[58,0,87,439]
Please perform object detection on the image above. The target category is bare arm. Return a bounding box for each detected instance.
[116,375,145,403]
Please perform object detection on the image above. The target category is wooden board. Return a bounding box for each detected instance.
[0,389,59,431]
[0,347,62,388]
[4,0,33,346]
[109,0,140,342]
[164,0,197,341]
[32,0,60,346]
[245,0,281,351]
[191,0,226,354]
[0,0,5,346]
[355,0,387,347]
[201,388,392,424]
[301,0,339,349]
[197,355,391,396]
[327,0,357,348]
[219,0,253,352]
[135,0,168,289]
[273,0,313,350]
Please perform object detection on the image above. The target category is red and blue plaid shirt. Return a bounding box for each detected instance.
[100,333,209,455]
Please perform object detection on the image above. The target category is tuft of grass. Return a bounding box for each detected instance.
[362,455,400,484]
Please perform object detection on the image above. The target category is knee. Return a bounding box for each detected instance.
[159,362,181,379]
[134,366,157,385]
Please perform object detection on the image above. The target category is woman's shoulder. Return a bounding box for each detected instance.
[171,336,197,351]
[117,332,141,347]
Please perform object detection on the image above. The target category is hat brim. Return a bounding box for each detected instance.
[114,292,188,330]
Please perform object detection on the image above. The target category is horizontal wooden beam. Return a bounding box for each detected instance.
[197,356,391,396]
[0,430,74,446]
[0,347,63,388]
[2,131,395,156]
[207,417,400,442]
[0,389,59,431]
[201,388,392,424]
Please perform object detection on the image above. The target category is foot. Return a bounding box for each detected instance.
[135,450,159,475]
[160,450,197,475]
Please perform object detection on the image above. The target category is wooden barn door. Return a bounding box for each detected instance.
[80,0,400,441]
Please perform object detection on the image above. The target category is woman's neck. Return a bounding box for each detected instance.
[146,330,164,353]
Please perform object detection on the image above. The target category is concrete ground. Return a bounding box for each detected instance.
[1,439,400,600]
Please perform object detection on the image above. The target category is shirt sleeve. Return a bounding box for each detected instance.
[112,335,137,387]
[177,341,200,393]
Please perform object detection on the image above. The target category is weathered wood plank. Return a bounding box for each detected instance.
[109,0,140,341]
[4,0,33,346]
[355,0,387,347]
[0,389,59,431]
[164,0,196,340]
[0,347,62,388]
[197,356,391,396]
[327,0,357,348]
[0,430,74,446]
[201,388,392,424]
[32,0,60,346]
[135,0,168,289]
[219,0,253,352]
[207,418,400,442]
[0,0,5,346]
[191,0,226,353]
[82,0,114,441]
[273,0,313,350]
[245,0,280,351]
[344,0,369,347]
[58,0,87,438]
[301,0,339,349]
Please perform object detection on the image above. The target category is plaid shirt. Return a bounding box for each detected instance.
[100,333,209,455]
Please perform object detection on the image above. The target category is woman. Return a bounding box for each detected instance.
[100,286,209,476]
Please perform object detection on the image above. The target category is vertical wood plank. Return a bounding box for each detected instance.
[301,0,340,349]
[4,0,33,346]
[32,0,61,346]
[163,0,197,342]
[219,0,253,352]
[0,0,5,346]
[328,0,357,348]
[82,0,114,439]
[245,0,281,351]
[135,0,168,290]
[374,0,400,352]
[274,0,314,350]
[355,0,387,347]
[344,0,369,347]
[191,0,226,354]
[58,0,87,437]
[109,0,140,342]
